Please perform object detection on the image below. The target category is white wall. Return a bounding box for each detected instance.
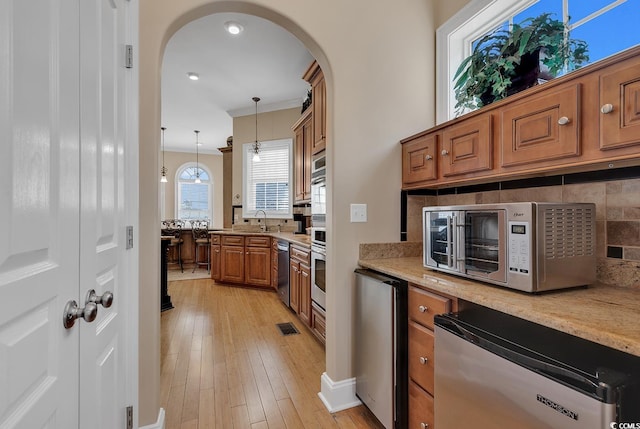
[139,0,469,424]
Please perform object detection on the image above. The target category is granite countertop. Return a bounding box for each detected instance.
[358,254,640,357]
[210,229,311,248]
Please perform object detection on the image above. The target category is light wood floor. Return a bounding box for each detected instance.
[161,278,385,429]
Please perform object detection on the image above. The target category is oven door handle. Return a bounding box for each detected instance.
[447,215,455,268]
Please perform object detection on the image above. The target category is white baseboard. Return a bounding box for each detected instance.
[139,408,165,429]
[317,372,362,413]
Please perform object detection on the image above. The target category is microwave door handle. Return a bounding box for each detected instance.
[447,215,454,268]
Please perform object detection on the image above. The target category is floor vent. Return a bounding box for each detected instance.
[276,322,299,336]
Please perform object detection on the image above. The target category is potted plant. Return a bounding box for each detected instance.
[453,13,589,115]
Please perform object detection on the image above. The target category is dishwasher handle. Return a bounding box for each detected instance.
[434,316,615,401]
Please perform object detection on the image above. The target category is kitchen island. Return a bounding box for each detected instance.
[358,244,640,357]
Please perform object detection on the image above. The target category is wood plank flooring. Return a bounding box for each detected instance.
[161,278,385,429]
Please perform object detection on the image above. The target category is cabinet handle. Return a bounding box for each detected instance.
[419,356,428,365]
[557,116,570,125]
[420,423,429,429]
[441,149,449,156]
[425,154,433,161]
[418,305,428,313]
[601,103,614,114]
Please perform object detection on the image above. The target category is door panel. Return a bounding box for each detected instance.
[79,0,128,428]
[0,0,80,428]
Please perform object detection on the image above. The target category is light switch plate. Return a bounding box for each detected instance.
[350,203,367,222]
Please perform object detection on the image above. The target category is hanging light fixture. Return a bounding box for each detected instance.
[194,130,201,183]
[252,97,261,162]
[160,126,168,183]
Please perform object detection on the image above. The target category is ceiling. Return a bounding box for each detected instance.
[161,12,314,154]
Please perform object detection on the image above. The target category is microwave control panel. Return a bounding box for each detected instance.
[508,221,530,275]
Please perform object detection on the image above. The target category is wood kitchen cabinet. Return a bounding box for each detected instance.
[293,109,312,203]
[402,132,438,185]
[311,301,326,344]
[271,238,279,290]
[211,234,271,289]
[289,244,311,326]
[401,46,640,190]
[408,283,457,428]
[303,60,326,155]
[245,236,271,288]
[210,234,221,281]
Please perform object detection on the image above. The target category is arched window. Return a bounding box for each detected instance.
[437,0,640,122]
[176,163,212,222]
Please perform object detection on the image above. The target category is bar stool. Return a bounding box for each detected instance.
[192,220,211,273]
[161,219,184,272]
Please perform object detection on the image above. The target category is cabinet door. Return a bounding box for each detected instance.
[221,245,245,283]
[501,84,581,167]
[600,61,640,150]
[211,244,221,281]
[402,133,437,186]
[245,246,271,288]
[294,122,306,202]
[409,321,435,395]
[312,74,326,154]
[441,114,492,177]
[289,259,300,313]
[303,118,313,198]
[299,262,312,326]
[311,302,326,344]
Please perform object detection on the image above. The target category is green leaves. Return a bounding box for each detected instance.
[453,13,589,116]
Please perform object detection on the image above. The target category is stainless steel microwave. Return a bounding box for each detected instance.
[423,202,596,293]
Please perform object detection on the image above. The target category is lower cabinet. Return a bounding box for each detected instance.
[408,283,457,428]
[289,244,311,325]
[210,234,271,289]
[409,381,434,429]
[311,301,326,344]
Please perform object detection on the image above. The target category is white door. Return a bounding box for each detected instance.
[0,0,135,428]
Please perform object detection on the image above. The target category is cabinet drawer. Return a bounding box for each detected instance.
[311,301,326,343]
[246,236,270,247]
[221,235,244,246]
[290,245,310,264]
[409,381,434,429]
[408,286,451,330]
[408,321,435,394]
[210,234,221,245]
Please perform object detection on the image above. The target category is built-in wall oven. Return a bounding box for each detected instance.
[311,151,327,310]
[311,229,326,310]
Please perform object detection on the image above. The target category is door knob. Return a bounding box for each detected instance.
[557,116,570,125]
[86,289,114,308]
[63,300,98,329]
[419,356,428,364]
[418,305,428,313]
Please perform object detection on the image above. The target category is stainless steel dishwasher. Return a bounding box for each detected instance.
[276,241,290,307]
[434,304,640,428]
[354,269,407,429]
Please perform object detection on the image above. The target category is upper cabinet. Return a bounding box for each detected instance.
[303,61,326,155]
[293,109,312,203]
[401,46,640,190]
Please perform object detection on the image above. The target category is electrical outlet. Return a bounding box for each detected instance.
[350,203,367,223]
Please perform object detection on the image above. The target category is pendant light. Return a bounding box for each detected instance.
[160,126,168,183]
[194,130,201,183]
[252,97,261,162]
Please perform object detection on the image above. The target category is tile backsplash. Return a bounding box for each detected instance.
[406,177,640,288]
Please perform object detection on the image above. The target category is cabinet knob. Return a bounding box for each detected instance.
[419,356,428,365]
[420,423,429,429]
[418,305,428,313]
[441,149,449,156]
[425,154,433,161]
[601,103,614,114]
[557,116,570,125]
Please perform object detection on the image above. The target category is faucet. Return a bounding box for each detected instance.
[256,210,267,232]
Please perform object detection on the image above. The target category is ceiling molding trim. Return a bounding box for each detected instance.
[227,98,303,117]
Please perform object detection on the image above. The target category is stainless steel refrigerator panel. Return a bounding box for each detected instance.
[354,271,394,429]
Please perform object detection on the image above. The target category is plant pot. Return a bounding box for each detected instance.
[506,49,541,96]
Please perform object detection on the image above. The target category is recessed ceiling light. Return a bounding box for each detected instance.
[187,72,199,81]
[224,21,243,35]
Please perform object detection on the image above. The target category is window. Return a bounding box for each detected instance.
[176,163,212,222]
[437,0,640,122]
[243,139,293,218]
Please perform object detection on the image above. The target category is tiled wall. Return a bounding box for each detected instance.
[406,176,640,288]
